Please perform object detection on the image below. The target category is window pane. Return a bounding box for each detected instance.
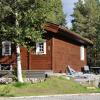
[39,43,44,52]
[36,40,46,54]
[5,44,9,54]
[2,41,11,56]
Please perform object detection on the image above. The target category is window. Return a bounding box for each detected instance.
[80,46,84,61]
[2,41,11,56]
[36,40,46,54]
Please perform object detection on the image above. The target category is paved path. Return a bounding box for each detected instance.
[0,94,100,100]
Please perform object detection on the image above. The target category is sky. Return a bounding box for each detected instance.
[62,0,78,28]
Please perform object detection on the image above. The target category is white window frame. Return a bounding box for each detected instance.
[36,40,46,55]
[2,41,11,56]
[80,45,85,61]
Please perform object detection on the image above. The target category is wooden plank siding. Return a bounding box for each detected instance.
[20,37,52,71]
[52,35,87,73]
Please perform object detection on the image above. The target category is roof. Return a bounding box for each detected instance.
[44,22,93,46]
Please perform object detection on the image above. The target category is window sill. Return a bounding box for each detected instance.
[35,53,46,55]
[2,54,11,56]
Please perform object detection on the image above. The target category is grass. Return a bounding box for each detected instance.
[0,76,100,97]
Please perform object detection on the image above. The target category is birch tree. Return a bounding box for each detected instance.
[0,0,47,82]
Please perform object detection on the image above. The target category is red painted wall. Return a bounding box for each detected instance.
[52,37,87,73]
[20,37,52,70]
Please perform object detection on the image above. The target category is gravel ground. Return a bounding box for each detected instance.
[0,94,100,100]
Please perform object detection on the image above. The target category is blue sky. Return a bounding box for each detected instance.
[62,0,78,28]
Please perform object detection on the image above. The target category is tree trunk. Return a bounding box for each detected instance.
[16,44,23,83]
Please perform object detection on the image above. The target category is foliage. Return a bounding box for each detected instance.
[0,0,48,49]
[72,0,100,66]
[45,0,66,25]
[0,0,66,48]
[72,0,99,36]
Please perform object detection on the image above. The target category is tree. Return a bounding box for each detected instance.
[45,0,66,25]
[0,0,48,82]
[72,0,100,66]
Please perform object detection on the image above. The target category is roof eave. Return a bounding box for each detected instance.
[59,26,93,46]
[44,22,93,46]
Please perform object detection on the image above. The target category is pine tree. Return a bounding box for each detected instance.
[45,0,66,25]
[72,0,100,67]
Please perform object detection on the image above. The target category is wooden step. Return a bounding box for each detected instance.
[24,70,46,78]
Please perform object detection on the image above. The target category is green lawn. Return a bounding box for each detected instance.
[0,76,100,97]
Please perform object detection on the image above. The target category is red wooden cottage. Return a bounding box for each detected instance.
[0,23,93,73]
